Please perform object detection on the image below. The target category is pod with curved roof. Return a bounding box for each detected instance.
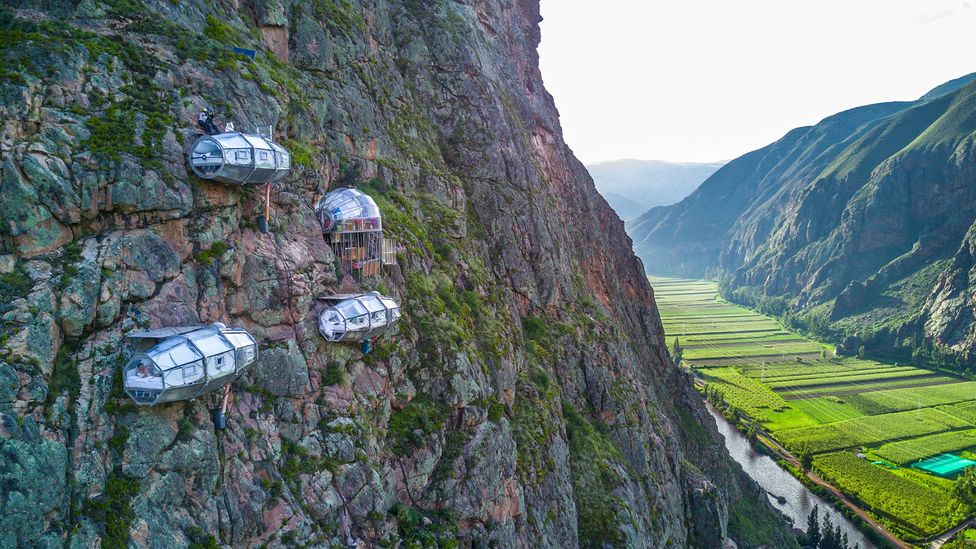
[318,292,401,342]
[188,132,291,185]
[123,323,258,405]
[316,188,386,276]
[316,187,382,232]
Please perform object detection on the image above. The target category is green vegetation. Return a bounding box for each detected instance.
[698,367,815,431]
[83,470,140,549]
[728,496,800,548]
[194,241,230,266]
[0,265,32,307]
[45,343,81,404]
[322,362,348,386]
[562,400,627,548]
[280,437,336,489]
[387,396,448,456]
[511,370,559,486]
[777,408,968,454]
[308,0,368,35]
[814,452,966,539]
[654,277,976,541]
[389,503,459,549]
[280,138,317,168]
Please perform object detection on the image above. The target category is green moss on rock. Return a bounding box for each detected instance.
[388,395,448,456]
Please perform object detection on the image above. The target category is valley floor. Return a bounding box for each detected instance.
[652,278,976,545]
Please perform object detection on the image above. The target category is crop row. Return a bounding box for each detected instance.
[682,332,797,345]
[760,366,917,385]
[765,367,931,389]
[664,319,782,331]
[685,343,827,361]
[776,376,958,399]
[938,401,976,425]
[702,369,814,430]
[738,358,897,379]
[841,383,976,415]
[813,452,966,539]
[874,428,976,465]
[776,408,971,454]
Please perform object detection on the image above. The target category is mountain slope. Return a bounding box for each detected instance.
[0,1,793,548]
[587,159,724,220]
[629,73,976,366]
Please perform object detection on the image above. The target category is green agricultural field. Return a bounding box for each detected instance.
[874,428,976,465]
[789,397,864,424]
[776,408,970,454]
[847,382,976,415]
[764,366,933,389]
[939,400,976,424]
[775,375,959,399]
[698,368,816,431]
[652,276,976,541]
[813,452,967,540]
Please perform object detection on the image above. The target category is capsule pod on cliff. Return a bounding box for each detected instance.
[316,187,393,277]
[318,292,401,343]
[123,323,258,405]
[188,132,291,185]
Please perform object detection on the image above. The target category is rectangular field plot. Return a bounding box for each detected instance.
[754,364,917,384]
[844,382,976,415]
[776,375,959,399]
[939,401,976,424]
[682,341,829,361]
[699,368,816,431]
[789,397,865,424]
[682,332,799,345]
[813,452,967,539]
[776,408,971,454]
[766,367,938,390]
[875,430,976,466]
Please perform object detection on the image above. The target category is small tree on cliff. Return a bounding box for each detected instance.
[670,337,683,365]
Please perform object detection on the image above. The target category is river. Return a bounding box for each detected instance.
[708,406,877,549]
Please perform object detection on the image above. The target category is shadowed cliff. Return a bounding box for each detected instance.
[0,1,794,547]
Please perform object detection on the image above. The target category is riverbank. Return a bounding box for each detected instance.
[707,404,878,549]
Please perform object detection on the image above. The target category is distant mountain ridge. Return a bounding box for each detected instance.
[586,159,724,220]
[628,72,976,367]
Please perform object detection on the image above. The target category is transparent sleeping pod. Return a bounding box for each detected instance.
[123,323,258,405]
[318,292,401,343]
[316,188,388,277]
[188,132,291,185]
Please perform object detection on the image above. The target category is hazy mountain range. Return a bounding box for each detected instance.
[586,159,725,221]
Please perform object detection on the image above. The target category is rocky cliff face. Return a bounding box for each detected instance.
[0,1,794,547]
[629,74,976,366]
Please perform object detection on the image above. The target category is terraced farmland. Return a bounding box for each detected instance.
[652,277,976,542]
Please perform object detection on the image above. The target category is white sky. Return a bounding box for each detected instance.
[538,0,976,164]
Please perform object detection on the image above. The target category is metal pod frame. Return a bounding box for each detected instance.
[188,132,291,185]
[123,324,259,405]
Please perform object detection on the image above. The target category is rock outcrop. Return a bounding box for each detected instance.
[0,1,794,547]
[629,73,976,367]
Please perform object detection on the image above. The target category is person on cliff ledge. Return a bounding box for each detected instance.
[198,107,220,135]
